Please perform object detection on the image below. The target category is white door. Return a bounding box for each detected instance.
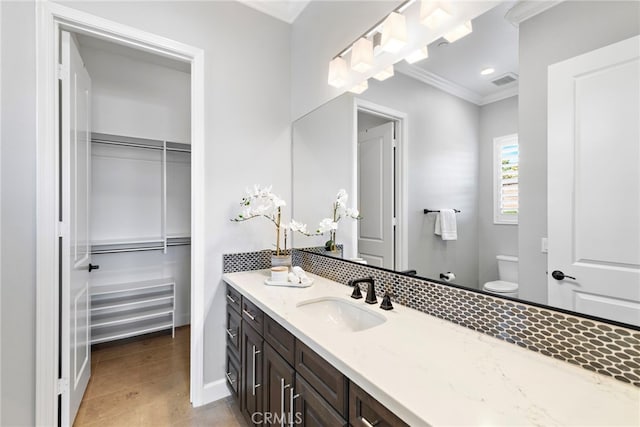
[60,31,92,426]
[548,35,640,326]
[357,122,395,268]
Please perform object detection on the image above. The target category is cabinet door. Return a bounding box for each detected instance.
[294,374,347,427]
[242,321,264,424]
[263,343,295,427]
[349,381,408,427]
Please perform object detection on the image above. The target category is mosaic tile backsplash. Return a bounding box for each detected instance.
[223,249,640,387]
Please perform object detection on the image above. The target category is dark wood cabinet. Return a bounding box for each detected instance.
[349,382,408,427]
[294,374,348,427]
[242,320,264,425]
[225,349,241,401]
[226,284,242,313]
[242,297,264,334]
[262,343,295,427]
[226,306,241,358]
[264,315,295,365]
[295,340,348,418]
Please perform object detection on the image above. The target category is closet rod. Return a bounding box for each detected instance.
[92,139,163,151]
[91,246,165,255]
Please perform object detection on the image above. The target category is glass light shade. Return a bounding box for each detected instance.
[405,46,429,64]
[328,57,349,88]
[420,1,452,29]
[348,79,368,94]
[380,12,407,53]
[443,21,472,43]
[350,37,374,73]
[373,65,394,81]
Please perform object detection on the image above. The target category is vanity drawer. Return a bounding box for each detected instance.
[226,306,241,358]
[226,285,242,313]
[264,315,295,366]
[225,348,241,400]
[242,297,264,335]
[295,339,348,418]
[349,382,408,427]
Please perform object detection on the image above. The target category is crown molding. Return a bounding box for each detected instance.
[396,63,518,106]
[396,62,483,105]
[236,0,311,24]
[505,0,564,26]
[478,85,519,106]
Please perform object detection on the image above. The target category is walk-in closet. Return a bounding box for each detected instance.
[70,33,192,425]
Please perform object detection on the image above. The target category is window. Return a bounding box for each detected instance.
[493,134,519,224]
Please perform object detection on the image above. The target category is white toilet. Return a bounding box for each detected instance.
[483,255,519,298]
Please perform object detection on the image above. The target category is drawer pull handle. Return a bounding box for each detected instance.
[243,308,257,321]
[225,328,236,339]
[361,417,380,427]
[225,372,236,384]
[280,378,291,427]
[226,294,236,304]
[252,345,261,395]
[289,387,300,427]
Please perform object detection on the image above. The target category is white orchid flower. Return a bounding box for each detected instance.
[317,218,338,233]
[346,207,360,219]
[336,189,348,208]
[289,220,308,234]
[272,196,286,208]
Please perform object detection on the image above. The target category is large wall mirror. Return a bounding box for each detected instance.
[292,0,640,328]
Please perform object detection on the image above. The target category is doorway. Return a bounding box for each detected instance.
[60,30,193,426]
[354,99,408,272]
[35,3,206,425]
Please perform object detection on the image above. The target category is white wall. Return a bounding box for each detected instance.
[1,2,37,425]
[359,74,480,288]
[79,45,191,143]
[478,96,519,287]
[291,0,402,119]
[518,0,640,304]
[1,1,291,424]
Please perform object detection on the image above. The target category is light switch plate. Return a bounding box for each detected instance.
[541,237,548,253]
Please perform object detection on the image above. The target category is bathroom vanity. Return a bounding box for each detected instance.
[223,269,639,427]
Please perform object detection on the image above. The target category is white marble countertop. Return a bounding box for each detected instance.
[223,270,640,426]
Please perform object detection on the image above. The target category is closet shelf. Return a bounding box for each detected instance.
[91,132,191,153]
[90,278,175,344]
[91,319,174,345]
[91,237,191,254]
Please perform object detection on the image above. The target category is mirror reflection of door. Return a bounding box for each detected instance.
[357,117,395,268]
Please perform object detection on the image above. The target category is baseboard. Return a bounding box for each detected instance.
[201,378,231,405]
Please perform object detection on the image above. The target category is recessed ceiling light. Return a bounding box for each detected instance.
[481,67,495,76]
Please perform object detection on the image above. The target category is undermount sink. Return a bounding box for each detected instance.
[296,297,386,332]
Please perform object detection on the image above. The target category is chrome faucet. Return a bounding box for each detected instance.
[348,277,377,304]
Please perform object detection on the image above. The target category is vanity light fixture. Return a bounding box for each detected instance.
[373,65,394,81]
[443,20,472,43]
[351,37,374,73]
[328,56,349,88]
[420,1,452,29]
[380,12,408,53]
[348,79,369,94]
[480,67,495,76]
[405,46,429,64]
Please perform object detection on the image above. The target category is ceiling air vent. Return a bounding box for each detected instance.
[491,72,518,86]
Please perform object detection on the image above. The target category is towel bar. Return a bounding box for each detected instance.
[423,209,461,214]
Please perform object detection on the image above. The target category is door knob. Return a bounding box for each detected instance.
[551,270,575,281]
[88,263,100,272]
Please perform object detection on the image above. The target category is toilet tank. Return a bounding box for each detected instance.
[497,255,519,283]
